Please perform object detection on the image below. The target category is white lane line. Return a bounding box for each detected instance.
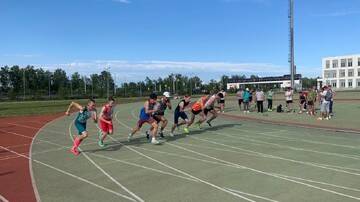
[273,173,360,193]
[90,153,199,182]
[130,108,360,175]
[167,138,360,201]
[29,115,74,202]
[115,112,256,202]
[125,140,360,195]
[0,194,9,202]
[210,131,360,160]
[232,127,359,149]
[0,129,62,148]
[0,153,28,161]
[5,122,65,135]
[192,135,360,176]
[68,121,144,202]
[0,145,136,202]
[127,108,360,200]
[225,188,279,202]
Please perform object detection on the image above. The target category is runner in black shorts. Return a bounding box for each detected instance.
[170,95,191,136]
[218,90,226,113]
[149,92,172,138]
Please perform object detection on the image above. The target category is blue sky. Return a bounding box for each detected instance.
[1,0,360,83]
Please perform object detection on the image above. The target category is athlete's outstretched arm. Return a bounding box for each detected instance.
[144,101,157,114]
[65,102,83,116]
[167,101,172,110]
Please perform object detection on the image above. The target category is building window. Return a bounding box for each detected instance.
[358,58,360,66]
[340,81,346,87]
[326,60,330,68]
[349,81,353,87]
[358,69,360,77]
[357,80,360,87]
[348,69,354,77]
[332,60,338,68]
[331,81,337,88]
[341,59,346,67]
[340,70,345,77]
[348,58,353,67]
[332,72,337,78]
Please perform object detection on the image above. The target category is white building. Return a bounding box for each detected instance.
[227,74,302,91]
[319,54,360,89]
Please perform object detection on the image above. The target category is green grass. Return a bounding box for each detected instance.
[29,101,360,202]
[0,97,146,117]
[225,99,360,132]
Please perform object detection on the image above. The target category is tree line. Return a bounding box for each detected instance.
[0,65,317,101]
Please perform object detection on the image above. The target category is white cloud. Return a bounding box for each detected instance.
[112,0,131,4]
[312,10,360,17]
[221,0,268,4]
[3,54,42,58]
[35,60,291,83]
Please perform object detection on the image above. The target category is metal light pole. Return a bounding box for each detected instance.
[139,82,142,97]
[106,67,110,98]
[23,68,25,101]
[84,77,87,95]
[113,74,116,96]
[172,75,175,95]
[91,78,94,98]
[48,73,51,99]
[70,80,73,97]
[289,0,295,89]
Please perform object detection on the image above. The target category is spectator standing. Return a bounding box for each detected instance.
[256,89,265,113]
[243,88,251,113]
[236,88,244,110]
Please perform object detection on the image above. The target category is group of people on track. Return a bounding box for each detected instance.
[236,85,335,120]
[65,84,336,156]
[65,91,225,156]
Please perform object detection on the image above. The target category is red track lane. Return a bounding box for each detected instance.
[0,114,62,202]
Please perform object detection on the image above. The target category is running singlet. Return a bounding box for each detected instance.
[192,96,208,111]
[175,99,190,112]
[102,104,113,120]
[139,101,156,120]
[220,92,225,101]
[205,95,216,109]
[76,107,92,123]
[156,98,170,115]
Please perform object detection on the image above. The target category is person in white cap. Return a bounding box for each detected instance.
[147,91,172,138]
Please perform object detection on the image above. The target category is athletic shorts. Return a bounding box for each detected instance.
[307,101,314,106]
[99,120,113,133]
[204,107,214,116]
[219,100,225,104]
[300,100,306,105]
[174,111,188,125]
[191,109,202,115]
[74,121,87,135]
[137,117,156,128]
[320,102,330,113]
[286,100,293,104]
[238,99,243,105]
[152,115,163,123]
[154,112,165,116]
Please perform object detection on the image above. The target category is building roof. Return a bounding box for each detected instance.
[228,74,302,83]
